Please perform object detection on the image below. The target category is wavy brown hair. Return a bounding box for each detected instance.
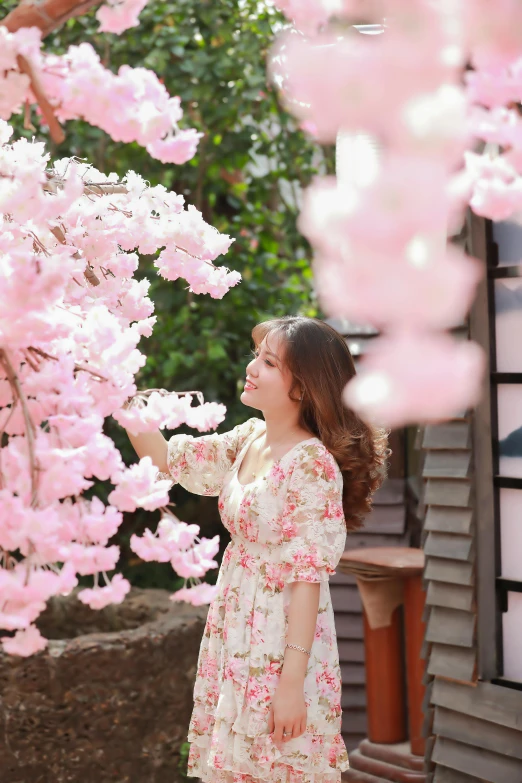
[251,316,390,532]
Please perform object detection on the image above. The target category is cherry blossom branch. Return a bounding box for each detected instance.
[0,394,19,491]
[45,173,219,267]
[43,175,128,197]
[125,388,206,409]
[27,347,109,382]
[16,55,65,144]
[50,225,101,287]
[0,349,40,508]
[1,0,103,37]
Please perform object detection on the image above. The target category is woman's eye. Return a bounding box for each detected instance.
[251,350,273,367]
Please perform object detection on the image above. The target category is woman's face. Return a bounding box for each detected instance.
[241,332,298,413]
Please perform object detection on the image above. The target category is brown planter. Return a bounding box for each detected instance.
[0,588,207,783]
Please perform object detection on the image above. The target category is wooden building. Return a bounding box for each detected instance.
[419,211,522,781]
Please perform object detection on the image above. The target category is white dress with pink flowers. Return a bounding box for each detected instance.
[157,416,350,783]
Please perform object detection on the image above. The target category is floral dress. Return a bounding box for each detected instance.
[158,416,350,783]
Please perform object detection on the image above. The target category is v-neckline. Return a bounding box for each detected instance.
[233,421,319,488]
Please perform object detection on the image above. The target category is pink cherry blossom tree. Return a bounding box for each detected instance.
[0,0,239,656]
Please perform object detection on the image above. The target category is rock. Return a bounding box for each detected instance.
[0,587,208,783]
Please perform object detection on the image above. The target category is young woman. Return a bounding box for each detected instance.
[125,315,389,783]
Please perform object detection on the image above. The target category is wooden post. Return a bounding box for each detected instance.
[363,604,407,743]
[403,575,426,756]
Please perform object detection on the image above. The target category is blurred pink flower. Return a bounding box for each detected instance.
[270,16,462,144]
[343,331,486,427]
[1,625,48,657]
[313,244,482,330]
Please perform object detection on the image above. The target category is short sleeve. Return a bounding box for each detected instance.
[156,417,261,496]
[279,443,347,583]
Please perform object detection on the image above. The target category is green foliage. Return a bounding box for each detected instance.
[178,741,191,777]
[6,0,334,588]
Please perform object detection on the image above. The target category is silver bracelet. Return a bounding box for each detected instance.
[285,642,311,656]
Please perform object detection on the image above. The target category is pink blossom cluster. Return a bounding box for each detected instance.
[96,0,150,35]
[130,509,220,604]
[0,26,202,164]
[267,0,522,426]
[465,67,522,221]
[0,122,238,656]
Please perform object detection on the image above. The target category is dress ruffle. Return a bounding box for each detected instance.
[187,712,350,783]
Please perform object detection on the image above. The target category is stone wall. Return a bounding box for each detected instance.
[0,588,208,783]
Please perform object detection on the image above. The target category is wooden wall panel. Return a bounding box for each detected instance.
[419,213,522,783]
[431,679,522,732]
[424,507,473,535]
[424,557,474,586]
[426,582,474,612]
[422,423,470,450]
[425,606,475,648]
[433,706,522,761]
[427,644,476,682]
[433,765,490,783]
[424,532,473,561]
[432,737,522,783]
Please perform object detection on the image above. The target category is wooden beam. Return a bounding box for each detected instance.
[340,663,366,685]
[423,450,471,479]
[341,686,367,709]
[424,479,472,508]
[467,209,498,681]
[424,532,473,562]
[334,613,363,640]
[432,678,522,733]
[432,736,522,783]
[434,706,522,761]
[338,639,365,662]
[426,581,474,612]
[423,423,471,450]
[428,644,476,682]
[424,507,473,536]
[426,606,475,648]
[341,710,368,735]
[434,764,489,783]
[424,557,474,586]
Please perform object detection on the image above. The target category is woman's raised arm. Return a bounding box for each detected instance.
[125,428,169,474]
[119,411,261,496]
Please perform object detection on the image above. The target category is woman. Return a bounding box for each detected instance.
[124,315,389,783]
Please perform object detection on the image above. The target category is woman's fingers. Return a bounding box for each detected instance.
[267,705,274,734]
[282,722,299,741]
[270,708,307,743]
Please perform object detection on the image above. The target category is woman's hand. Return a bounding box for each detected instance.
[268,680,307,746]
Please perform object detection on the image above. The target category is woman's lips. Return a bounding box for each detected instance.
[244,381,257,390]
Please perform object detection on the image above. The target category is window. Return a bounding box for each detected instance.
[483,216,522,689]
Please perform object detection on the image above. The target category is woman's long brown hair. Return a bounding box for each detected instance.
[251,316,390,532]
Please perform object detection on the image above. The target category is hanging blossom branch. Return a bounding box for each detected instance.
[0,20,202,165]
[266,0,522,429]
